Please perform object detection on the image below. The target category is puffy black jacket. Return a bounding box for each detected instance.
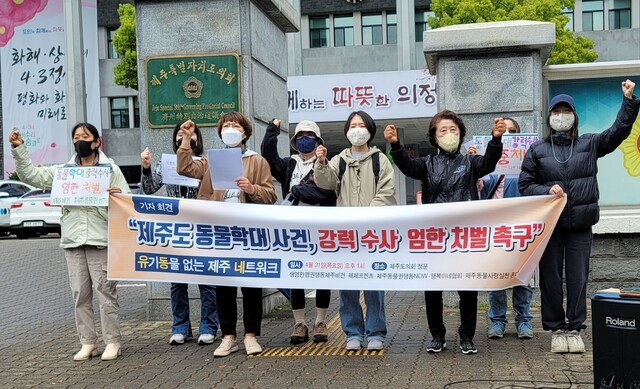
[390,137,503,204]
[260,122,337,206]
[519,95,640,230]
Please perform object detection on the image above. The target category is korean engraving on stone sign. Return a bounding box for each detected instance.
[51,166,112,206]
[145,54,241,128]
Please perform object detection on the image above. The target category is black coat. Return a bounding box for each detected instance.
[260,122,337,206]
[390,137,503,204]
[519,95,640,230]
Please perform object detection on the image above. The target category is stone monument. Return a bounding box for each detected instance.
[135,0,299,320]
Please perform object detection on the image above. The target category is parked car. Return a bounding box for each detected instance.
[10,189,61,239]
[0,180,37,236]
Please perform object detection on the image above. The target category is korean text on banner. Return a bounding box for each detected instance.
[474,134,539,175]
[108,194,567,291]
[51,166,111,206]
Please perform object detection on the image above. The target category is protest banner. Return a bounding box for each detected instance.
[473,134,539,175]
[108,194,566,291]
[51,166,111,206]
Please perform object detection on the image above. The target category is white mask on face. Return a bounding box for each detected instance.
[346,128,370,146]
[221,128,243,147]
[437,133,460,153]
[549,113,575,132]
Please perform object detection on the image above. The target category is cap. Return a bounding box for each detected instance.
[290,120,324,150]
[549,94,576,112]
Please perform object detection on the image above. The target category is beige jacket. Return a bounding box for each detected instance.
[314,146,396,207]
[11,143,130,248]
[176,145,276,204]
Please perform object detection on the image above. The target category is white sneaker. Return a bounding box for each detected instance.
[198,333,216,345]
[566,330,585,353]
[346,338,362,351]
[244,336,263,355]
[169,334,186,345]
[367,339,384,351]
[73,344,97,361]
[213,337,238,357]
[101,343,122,361]
[550,330,568,353]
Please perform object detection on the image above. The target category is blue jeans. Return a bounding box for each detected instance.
[487,286,533,326]
[170,283,219,336]
[339,290,386,342]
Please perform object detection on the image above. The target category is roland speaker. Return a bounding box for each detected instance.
[591,295,640,388]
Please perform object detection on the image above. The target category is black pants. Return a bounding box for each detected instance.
[424,290,477,340]
[291,289,331,310]
[217,286,263,337]
[539,227,592,331]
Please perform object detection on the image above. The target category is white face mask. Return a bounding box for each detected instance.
[549,113,575,132]
[221,128,244,147]
[437,133,460,153]
[346,128,370,146]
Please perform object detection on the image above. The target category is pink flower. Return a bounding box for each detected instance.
[0,0,48,47]
[0,16,15,47]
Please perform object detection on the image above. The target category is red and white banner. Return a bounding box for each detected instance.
[108,194,566,291]
[1,0,100,177]
[287,69,437,123]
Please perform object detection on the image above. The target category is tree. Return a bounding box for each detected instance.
[113,3,138,90]
[428,0,598,65]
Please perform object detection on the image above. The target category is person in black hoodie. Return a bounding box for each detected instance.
[261,119,336,344]
[519,79,638,354]
[384,110,505,354]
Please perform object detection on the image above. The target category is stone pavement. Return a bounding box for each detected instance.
[0,237,596,389]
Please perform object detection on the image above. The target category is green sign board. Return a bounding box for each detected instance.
[145,54,240,128]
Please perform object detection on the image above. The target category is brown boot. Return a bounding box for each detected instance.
[312,321,328,343]
[290,323,309,344]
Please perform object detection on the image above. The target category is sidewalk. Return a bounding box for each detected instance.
[0,238,595,389]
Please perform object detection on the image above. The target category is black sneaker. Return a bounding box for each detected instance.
[426,337,446,353]
[460,339,477,354]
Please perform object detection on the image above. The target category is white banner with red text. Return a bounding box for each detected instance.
[108,194,566,291]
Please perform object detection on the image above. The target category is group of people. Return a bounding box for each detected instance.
[7,79,638,360]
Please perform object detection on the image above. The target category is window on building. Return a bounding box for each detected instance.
[387,13,397,44]
[107,28,120,59]
[362,13,383,45]
[310,16,330,48]
[133,97,140,127]
[562,7,574,31]
[415,11,434,42]
[609,0,631,29]
[334,15,354,47]
[110,97,130,128]
[582,0,604,31]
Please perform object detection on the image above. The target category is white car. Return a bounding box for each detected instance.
[0,180,37,236]
[10,189,62,239]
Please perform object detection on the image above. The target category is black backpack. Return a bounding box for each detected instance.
[338,151,381,188]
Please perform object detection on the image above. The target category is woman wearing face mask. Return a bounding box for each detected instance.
[176,113,276,357]
[140,121,219,347]
[384,111,506,355]
[519,80,639,354]
[260,118,336,344]
[314,110,397,352]
[8,123,130,361]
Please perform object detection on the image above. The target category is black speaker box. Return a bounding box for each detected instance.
[591,294,640,389]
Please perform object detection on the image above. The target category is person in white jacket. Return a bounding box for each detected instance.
[8,123,130,361]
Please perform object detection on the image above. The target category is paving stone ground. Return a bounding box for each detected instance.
[0,237,596,389]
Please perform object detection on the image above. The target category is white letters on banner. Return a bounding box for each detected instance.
[108,194,566,291]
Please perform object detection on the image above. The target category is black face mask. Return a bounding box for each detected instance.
[176,138,197,152]
[74,140,96,158]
